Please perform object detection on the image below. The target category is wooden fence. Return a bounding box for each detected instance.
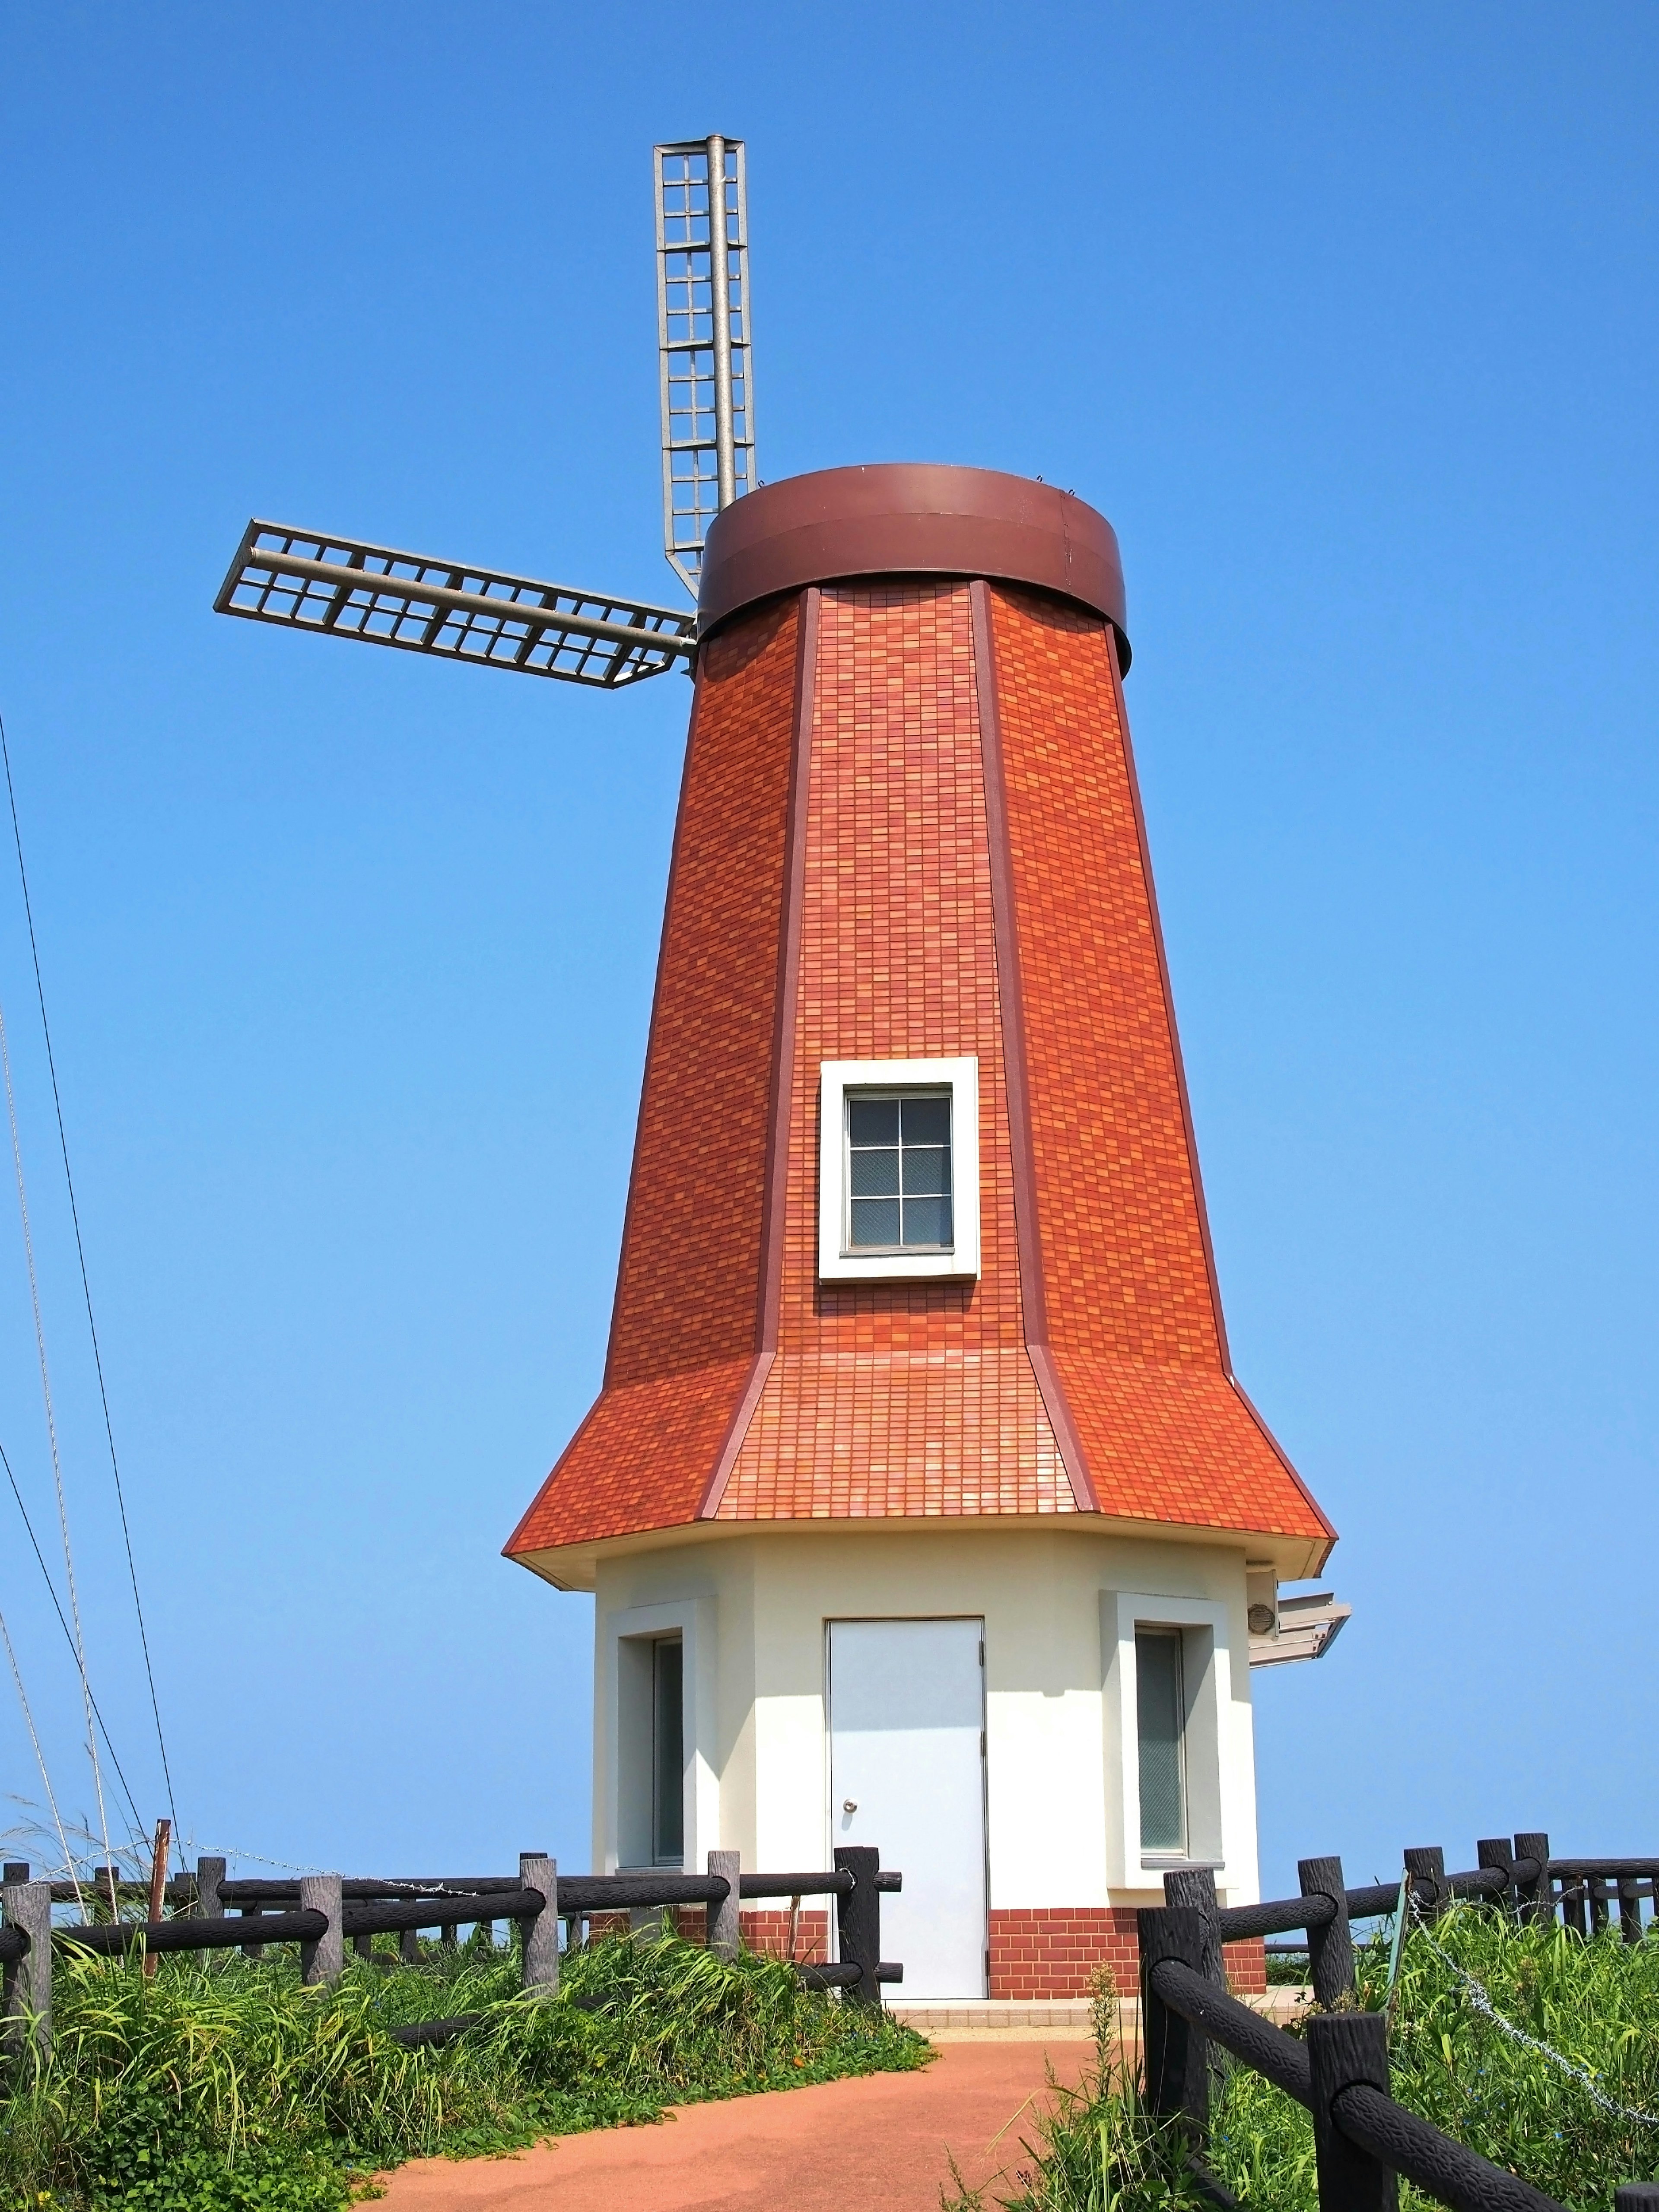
[0,1845,902,2056]
[1140,1831,1659,2212]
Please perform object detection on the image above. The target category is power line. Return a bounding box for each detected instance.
[0,1433,145,1837]
[0,710,180,1861]
[0,985,115,1878]
[0,1600,85,1914]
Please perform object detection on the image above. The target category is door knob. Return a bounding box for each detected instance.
[842,1799,857,1813]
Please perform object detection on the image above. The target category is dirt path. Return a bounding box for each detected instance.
[377,2039,1094,2212]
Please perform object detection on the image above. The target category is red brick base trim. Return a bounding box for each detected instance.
[582,1905,831,1963]
[988,1908,1265,1999]
[739,1908,831,1961]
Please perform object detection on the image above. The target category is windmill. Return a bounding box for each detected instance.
[217,127,1348,1999]
[213,136,755,687]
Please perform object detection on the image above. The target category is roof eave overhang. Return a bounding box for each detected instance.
[505,1509,1333,1595]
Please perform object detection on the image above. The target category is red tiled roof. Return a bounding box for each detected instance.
[506,568,1334,1570]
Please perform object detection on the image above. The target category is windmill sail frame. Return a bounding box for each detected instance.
[655,136,757,597]
[215,522,696,689]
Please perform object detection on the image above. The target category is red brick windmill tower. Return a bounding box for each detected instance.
[219,140,1344,2003]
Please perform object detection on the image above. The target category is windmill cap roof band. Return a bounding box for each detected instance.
[696,462,1131,669]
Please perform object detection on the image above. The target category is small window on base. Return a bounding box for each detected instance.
[652,1637,683,1867]
[1135,1627,1186,1856]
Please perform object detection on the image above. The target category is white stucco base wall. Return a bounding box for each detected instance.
[591,1524,1261,1909]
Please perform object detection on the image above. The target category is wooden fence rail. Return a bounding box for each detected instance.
[1139,1828,1659,2212]
[0,1844,902,2058]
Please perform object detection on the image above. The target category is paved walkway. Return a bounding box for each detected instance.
[378,2038,1095,2212]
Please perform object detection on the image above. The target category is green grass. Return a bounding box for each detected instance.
[948,1910,1659,2212]
[0,1926,930,2210]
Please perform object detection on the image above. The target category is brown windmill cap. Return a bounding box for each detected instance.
[696,462,1130,669]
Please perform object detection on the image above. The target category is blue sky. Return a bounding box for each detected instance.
[0,2,1653,1900]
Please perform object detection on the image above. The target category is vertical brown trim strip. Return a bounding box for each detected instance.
[599,644,706,1391]
[970,579,1099,1514]
[697,585,820,1519]
[1098,617,1236,1376]
[756,585,820,1357]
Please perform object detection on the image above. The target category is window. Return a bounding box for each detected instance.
[818,1058,980,1281]
[1102,1592,1232,1885]
[1135,1627,1186,1854]
[651,1637,684,1866]
[606,1599,709,1876]
[848,1093,953,1251]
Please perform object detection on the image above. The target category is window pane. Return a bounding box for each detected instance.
[901,1143,950,1196]
[652,1639,684,1864]
[850,1196,900,1247]
[901,1096,950,1147]
[849,1097,900,1147]
[849,1147,900,1197]
[1136,1629,1185,1852]
[902,1195,952,1247]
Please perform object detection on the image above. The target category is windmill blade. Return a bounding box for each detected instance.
[655,136,757,596]
[215,522,696,688]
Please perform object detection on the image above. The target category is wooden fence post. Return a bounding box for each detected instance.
[1164,1866,1225,1989]
[1513,1833,1550,1926]
[706,1850,741,1960]
[1137,1905,1210,2134]
[520,1854,559,1992]
[1308,2010,1397,2212]
[1402,1847,1445,1920]
[195,1856,226,1920]
[400,1926,419,1964]
[1300,1857,1355,2007]
[1476,1839,1514,1915]
[299,1875,343,1986]
[1616,1873,1643,1945]
[2,1861,28,1884]
[2,1877,51,2058]
[833,1846,881,2006]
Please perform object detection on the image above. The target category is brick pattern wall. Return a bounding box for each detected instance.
[988,585,1332,1544]
[717,582,1074,1520]
[581,1905,830,1963]
[507,597,800,1554]
[509,567,1332,1555]
[989,1907,1265,1999]
[738,1907,832,1962]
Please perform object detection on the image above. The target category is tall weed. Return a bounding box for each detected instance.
[0,1929,927,2209]
[951,1912,1659,2212]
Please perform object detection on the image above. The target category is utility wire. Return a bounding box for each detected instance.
[0,710,179,1862]
[0,1601,85,1914]
[0,989,115,1881]
[0,1433,145,1837]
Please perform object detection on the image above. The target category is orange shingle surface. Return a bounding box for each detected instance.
[505,600,798,1556]
[507,573,1332,1562]
[989,586,1331,1543]
[715,584,1074,1520]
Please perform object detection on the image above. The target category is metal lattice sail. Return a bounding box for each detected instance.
[215,134,756,686]
[216,524,694,688]
[654,136,756,595]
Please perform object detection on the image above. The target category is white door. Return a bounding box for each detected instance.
[828,1617,987,1999]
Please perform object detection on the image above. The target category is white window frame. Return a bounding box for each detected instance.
[1100,1590,1251,1891]
[817,1057,981,1283]
[601,1597,717,1874]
